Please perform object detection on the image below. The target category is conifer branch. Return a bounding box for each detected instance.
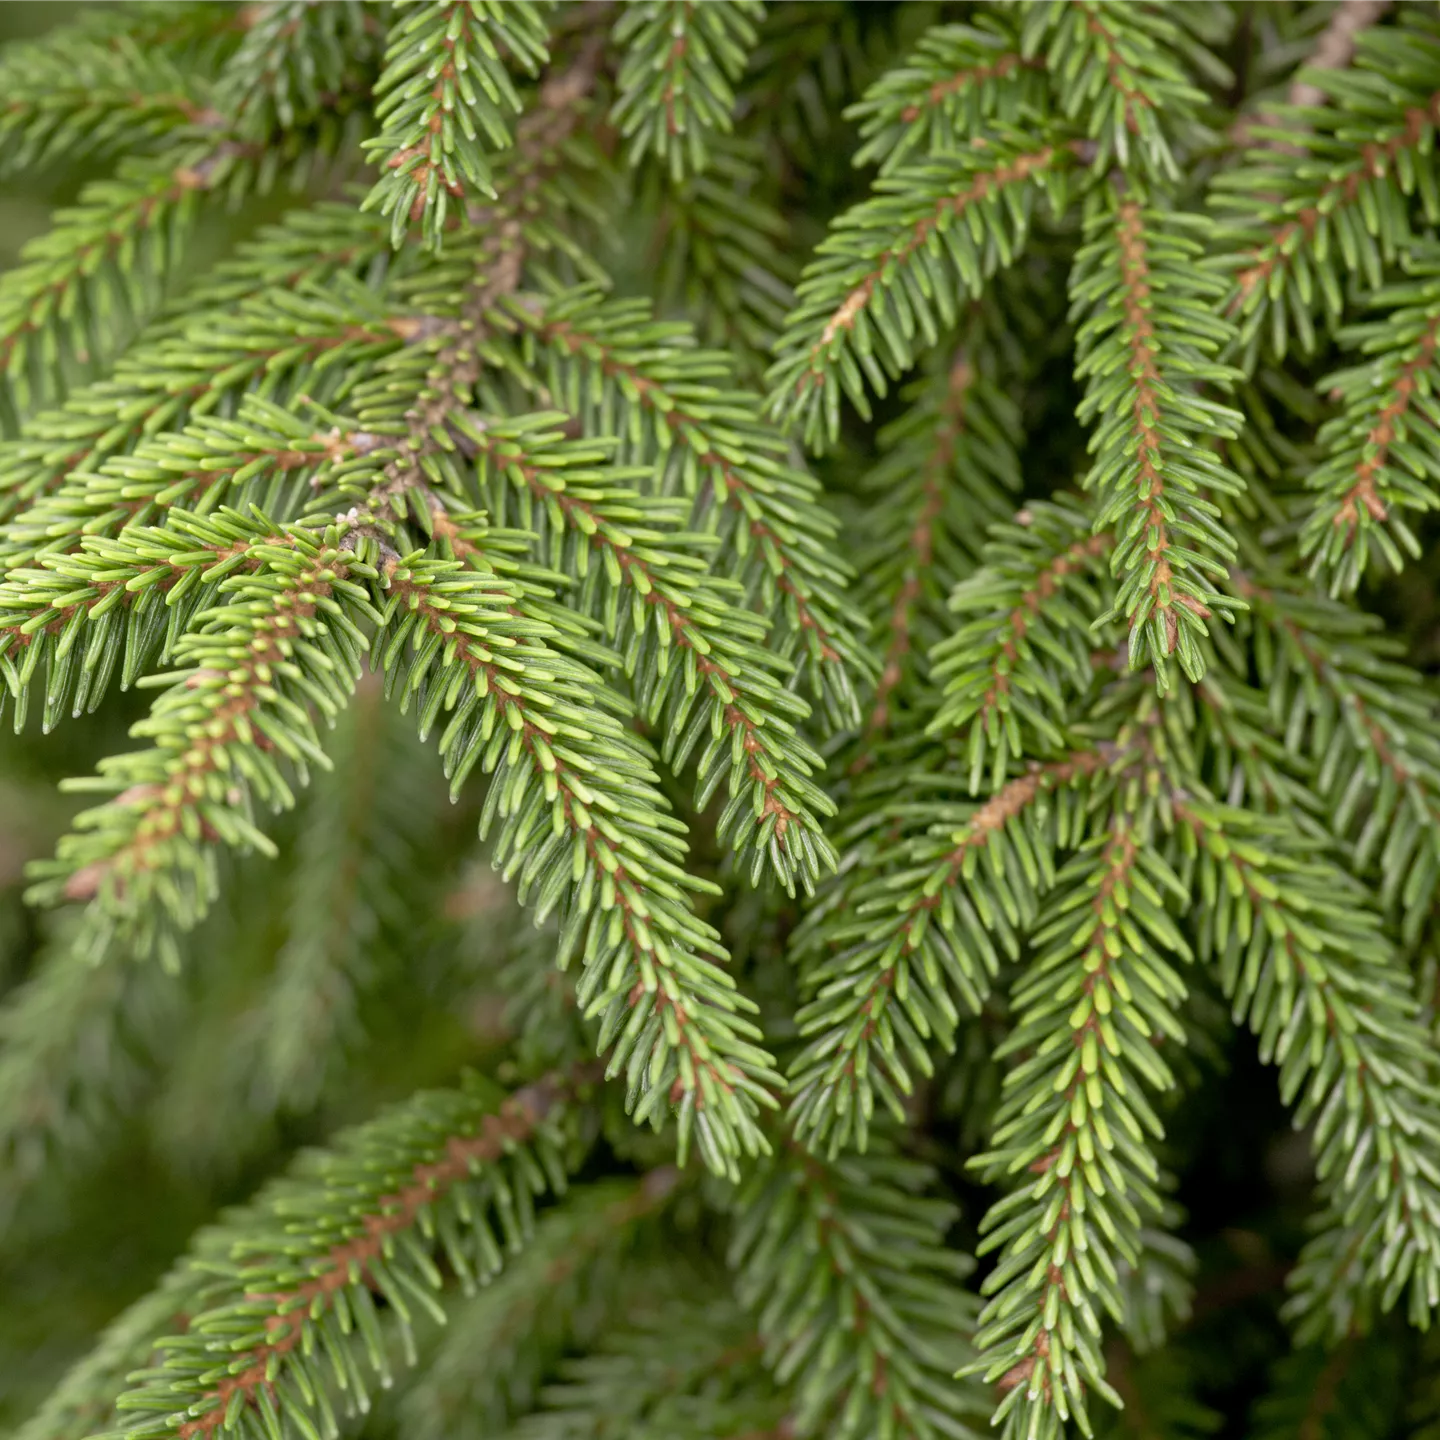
[102,1070,587,1440]
[400,1171,680,1440]
[766,133,1073,446]
[1213,12,1440,360]
[641,136,795,379]
[250,673,426,1113]
[0,287,409,547]
[1301,255,1440,590]
[849,19,1046,173]
[928,501,1111,794]
[1234,572,1440,943]
[458,413,836,895]
[788,749,1106,1153]
[0,423,387,735]
[217,0,383,142]
[1019,1,1207,181]
[0,145,250,417]
[856,354,1022,739]
[1180,802,1440,1336]
[154,200,394,328]
[731,1137,987,1440]
[0,922,175,1206]
[362,1,552,250]
[15,1262,208,1440]
[0,17,225,178]
[1070,193,1246,685]
[25,524,378,969]
[1285,0,1393,111]
[7,5,1440,1430]
[507,1287,784,1439]
[970,817,1192,1438]
[504,289,871,730]
[609,0,764,182]
[371,549,780,1172]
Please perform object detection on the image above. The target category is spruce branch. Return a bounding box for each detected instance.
[506,1287,784,1440]
[154,200,395,328]
[0,144,251,417]
[0,15,226,179]
[398,1171,680,1440]
[849,18,1047,173]
[1234,571,1440,944]
[767,132,1074,447]
[0,408,396,735]
[731,1136,987,1440]
[788,748,1105,1154]
[1285,0,1393,111]
[1020,2,1208,182]
[640,135,796,379]
[0,921,177,1208]
[1300,252,1440,591]
[15,1262,208,1440]
[216,0,383,143]
[25,522,378,968]
[928,500,1111,795]
[1180,802,1440,1337]
[370,547,780,1173]
[459,412,837,895]
[362,1,553,250]
[0,284,410,550]
[1070,193,1246,685]
[1113,1215,1197,1357]
[855,353,1023,740]
[1212,11,1440,361]
[250,672,429,1114]
[101,1069,588,1440]
[609,0,765,182]
[504,288,871,730]
[970,815,1192,1438]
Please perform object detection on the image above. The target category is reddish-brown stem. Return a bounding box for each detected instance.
[801,146,1058,394]
[0,144,254,374]
[1078,2,1153,136]
[844,752,1104,1079]
[1113,201,1204,655]
[4,318,407,524]
[1231,572,1440,821]
[384,2,476,221]
[1332,315,1440,540]
[1,427,387,652]
[897,54,1040,124]
[1233,93,1440,307]
[975,532,1111,730]
[176,1071,583,1438]
[369,40,602,510]
[660,2,695,138]
[61,547,345,902]
[867,355,972,738]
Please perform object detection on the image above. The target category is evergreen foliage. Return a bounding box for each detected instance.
[14,3,1440,1440]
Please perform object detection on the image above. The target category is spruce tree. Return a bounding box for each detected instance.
[10,0,1440,1436]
